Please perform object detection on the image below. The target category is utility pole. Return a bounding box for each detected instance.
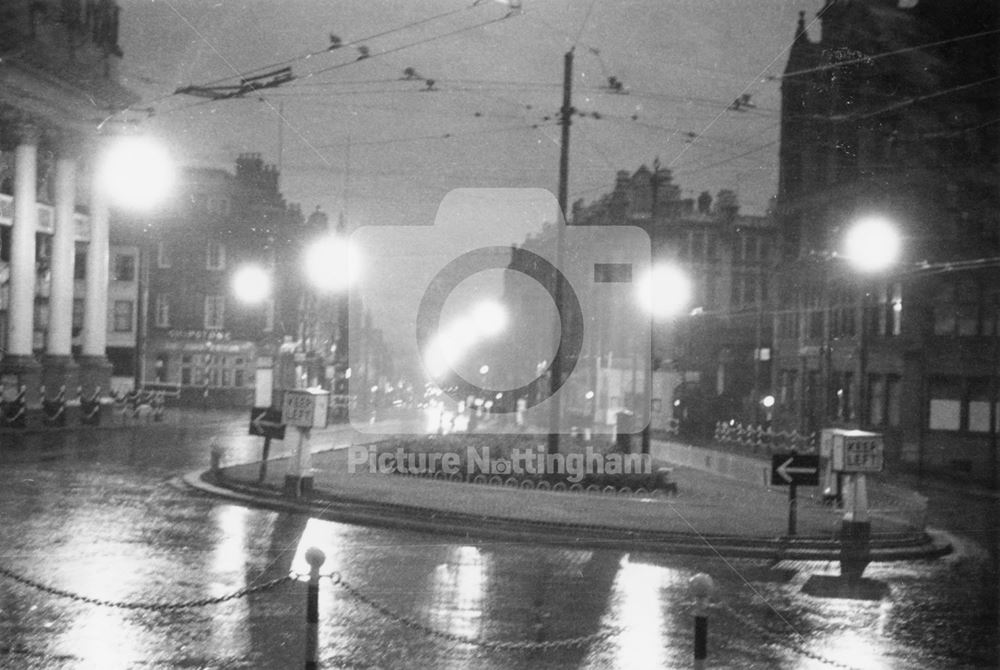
[547,48,574,456]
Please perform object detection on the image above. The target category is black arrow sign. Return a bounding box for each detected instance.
[249,406,286,440]
[770,453,819,487]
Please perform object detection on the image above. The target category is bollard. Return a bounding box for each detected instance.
[304,547,326,670]
[689,573,715,669]
[210,441,223,475]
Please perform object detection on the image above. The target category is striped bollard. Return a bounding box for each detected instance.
[689,573,715,669]
[305,547,326,670]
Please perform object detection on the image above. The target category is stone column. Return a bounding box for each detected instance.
[0,122,42,403]
[42,134,80,394]
[77,140,112,395]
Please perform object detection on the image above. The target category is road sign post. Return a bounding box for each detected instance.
[282,389,330,498]
[823,429,883,582]
[771,453,819,537]
[249,406,286,483]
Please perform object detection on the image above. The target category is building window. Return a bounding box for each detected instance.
[206,242,226,271]
[830,371,853,422]
[932,279,997,337]
[928,375,996,432]
[967,377,992,433]
[113,253,136,281]
[181,354,192,385]
[868,373,901,428]
[113,300,133,333]
[154,294,170,328]
[72,298,84,336]
[779,369,798,407]
[74,250,86,279]
[157,242,172,269]
[204,295,225,329]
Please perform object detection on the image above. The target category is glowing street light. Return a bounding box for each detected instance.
[422,301,508,381]
[93,134,175,389]
[636,262,692,454]
[232,264,272,304]
[472,300,507,337]
[842,216,901,273]
[636,262,693,318]
[304,234,361,292]
[96,135,174,211]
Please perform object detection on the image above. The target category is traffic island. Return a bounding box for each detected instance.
[184,444,952,562]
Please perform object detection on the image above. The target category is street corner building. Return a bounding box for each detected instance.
[770,1,1000,484]
[0,0,134,408]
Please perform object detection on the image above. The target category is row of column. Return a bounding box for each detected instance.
[1,121,111,401]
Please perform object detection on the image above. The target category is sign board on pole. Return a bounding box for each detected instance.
[249,406,286,440]
[832,430,884,473]
[254,367,273,408]
[282,389,330,429]
[770,453,820,486]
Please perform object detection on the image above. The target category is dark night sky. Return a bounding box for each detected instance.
[116,0,823,363]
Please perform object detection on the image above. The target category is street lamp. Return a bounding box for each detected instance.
[231,263,272,305]
[300,234,361,389]
[636,262,692,453]
[95,134,174,390]
[841,217,901,428]
[96,135,174,212]
[842,216,901,274]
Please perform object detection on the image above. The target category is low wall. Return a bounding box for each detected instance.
[651,439,929,532]
[651,439,771,487]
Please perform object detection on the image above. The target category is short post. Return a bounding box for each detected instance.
[787,482,798,536]
[285,427,314,497]
[210,441,223,475]
[258,436,272,483]
[304,546,326,670]
[689,573,714,669]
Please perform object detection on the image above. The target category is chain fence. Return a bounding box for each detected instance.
[2,562,927,665]
[0,565,294,611]
[0,564,617,653]
[328,572,620,652]
[716,600,864,670]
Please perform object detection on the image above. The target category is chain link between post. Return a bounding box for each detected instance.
[0,565,294,611]
[717,601,862,670]
[328,573,619,652]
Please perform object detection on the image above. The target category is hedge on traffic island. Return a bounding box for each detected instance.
[369,435,678,495]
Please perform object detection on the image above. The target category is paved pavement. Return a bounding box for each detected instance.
[187,431,953,562]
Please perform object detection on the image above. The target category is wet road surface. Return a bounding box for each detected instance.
[0,411,996,668]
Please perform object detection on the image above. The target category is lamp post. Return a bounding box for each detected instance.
[637,263,692,454]
[303,233,360,399]
[95,134,174,391]
[841,216,901,427]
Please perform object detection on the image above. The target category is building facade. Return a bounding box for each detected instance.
[0,0,133,404]
[115,155,317,407]
[503,165,779,436]
[773,1,999,483]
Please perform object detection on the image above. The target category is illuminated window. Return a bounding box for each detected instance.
[113,253,135,281]
[204,295,225,329]
[154,294,170,327]
[157,242,172,268]
[206,242,226,270]
[113,300,133,332]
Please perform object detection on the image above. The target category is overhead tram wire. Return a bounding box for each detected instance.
[127,2,501,119]
[187,2,486,90]
[292,11,520,87]
[772,27,1000,81]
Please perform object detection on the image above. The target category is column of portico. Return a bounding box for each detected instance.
[0,122,42,403]
[41,132,81,394]
[77,137,113,395]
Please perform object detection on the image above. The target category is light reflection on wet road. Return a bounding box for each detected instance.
[0,411,996,668]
